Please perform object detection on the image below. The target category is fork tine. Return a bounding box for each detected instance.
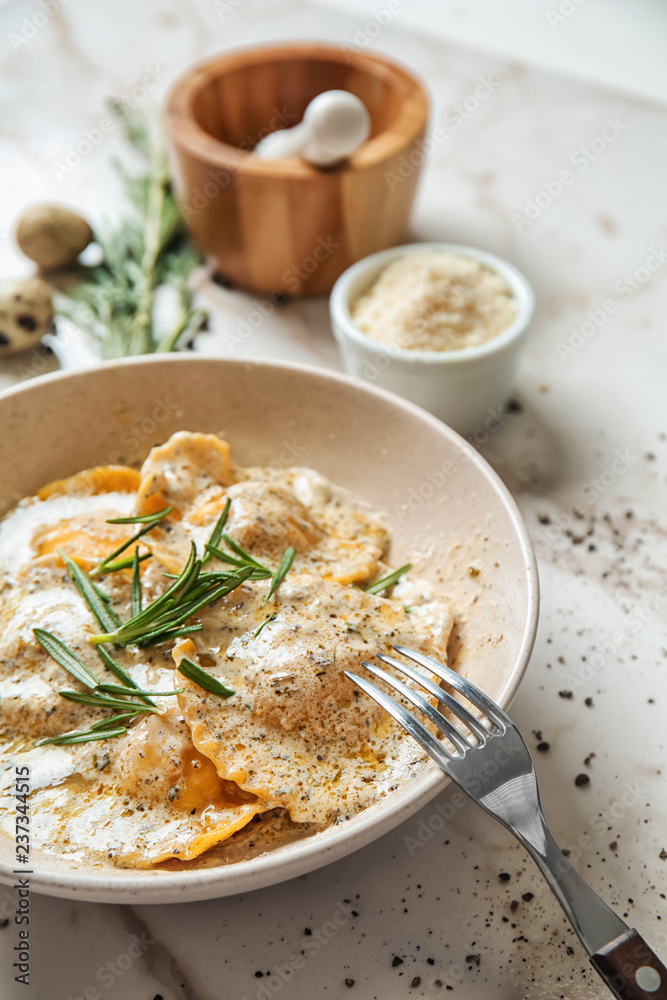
[376,652,493,744]
[359,660,470,756]
[344,671,457,767]
[393,645,508,732]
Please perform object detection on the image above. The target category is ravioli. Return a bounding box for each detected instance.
[0,431,458,870]
[136,432,389,584]
[0,703,262,867]
[175,574,454,826]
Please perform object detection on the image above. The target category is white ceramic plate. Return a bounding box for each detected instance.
[0,356,538,903]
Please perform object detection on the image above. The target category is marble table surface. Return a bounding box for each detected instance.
[1,1,666,997]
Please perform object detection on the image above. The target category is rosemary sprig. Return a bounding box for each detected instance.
[253,613,276,638]
[264,546,295,605]
[55,103,207,359]
[90,506,171,577]
[33,628,98,689]
[365,563,412,595]
[88,545,253,647]
[201,499,231,566]
[58,548,122,633]
[176,657,235,698]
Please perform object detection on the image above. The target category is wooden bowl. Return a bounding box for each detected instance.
[165,43,429,297]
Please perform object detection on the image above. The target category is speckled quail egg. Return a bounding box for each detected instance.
[15,203,93,270]
[0,276,53,354]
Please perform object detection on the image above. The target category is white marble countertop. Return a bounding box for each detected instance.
[1,1,666,998]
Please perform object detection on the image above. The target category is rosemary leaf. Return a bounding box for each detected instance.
[264,546,295,605]
[221,533,270,573]
[177,657,234,698]
[365,563,412,596]
[96,683,182,697]
[59,690,162,714]
[204,544,272,579]
[131,548,142,617]
[96,645,155,707]
[59,548,122,633]
[90,506,172,577]
[107,506,172,525]
[96,551,152,575]
[90,713,138,730]
[201,498,231,566]
[134,624,202,648]
[253,613,276,638]
[33,628,98,689]
[35,726,127,747]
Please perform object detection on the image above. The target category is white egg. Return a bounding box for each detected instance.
[301,90,371,167]
[253,89,370,168]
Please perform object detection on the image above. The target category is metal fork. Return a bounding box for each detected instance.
[345,646,667,1000]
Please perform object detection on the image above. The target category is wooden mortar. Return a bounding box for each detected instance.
[165,43,429,297]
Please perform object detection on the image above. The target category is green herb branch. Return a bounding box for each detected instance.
[56,102,207,358]
[32,499,293,746]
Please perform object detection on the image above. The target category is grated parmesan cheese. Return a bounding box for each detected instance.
[351,250,517,352]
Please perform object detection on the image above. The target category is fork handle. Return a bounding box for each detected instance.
[521,823,667,999]
[591,929,667,999]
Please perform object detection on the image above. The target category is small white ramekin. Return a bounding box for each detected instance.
[330,242,535,436]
